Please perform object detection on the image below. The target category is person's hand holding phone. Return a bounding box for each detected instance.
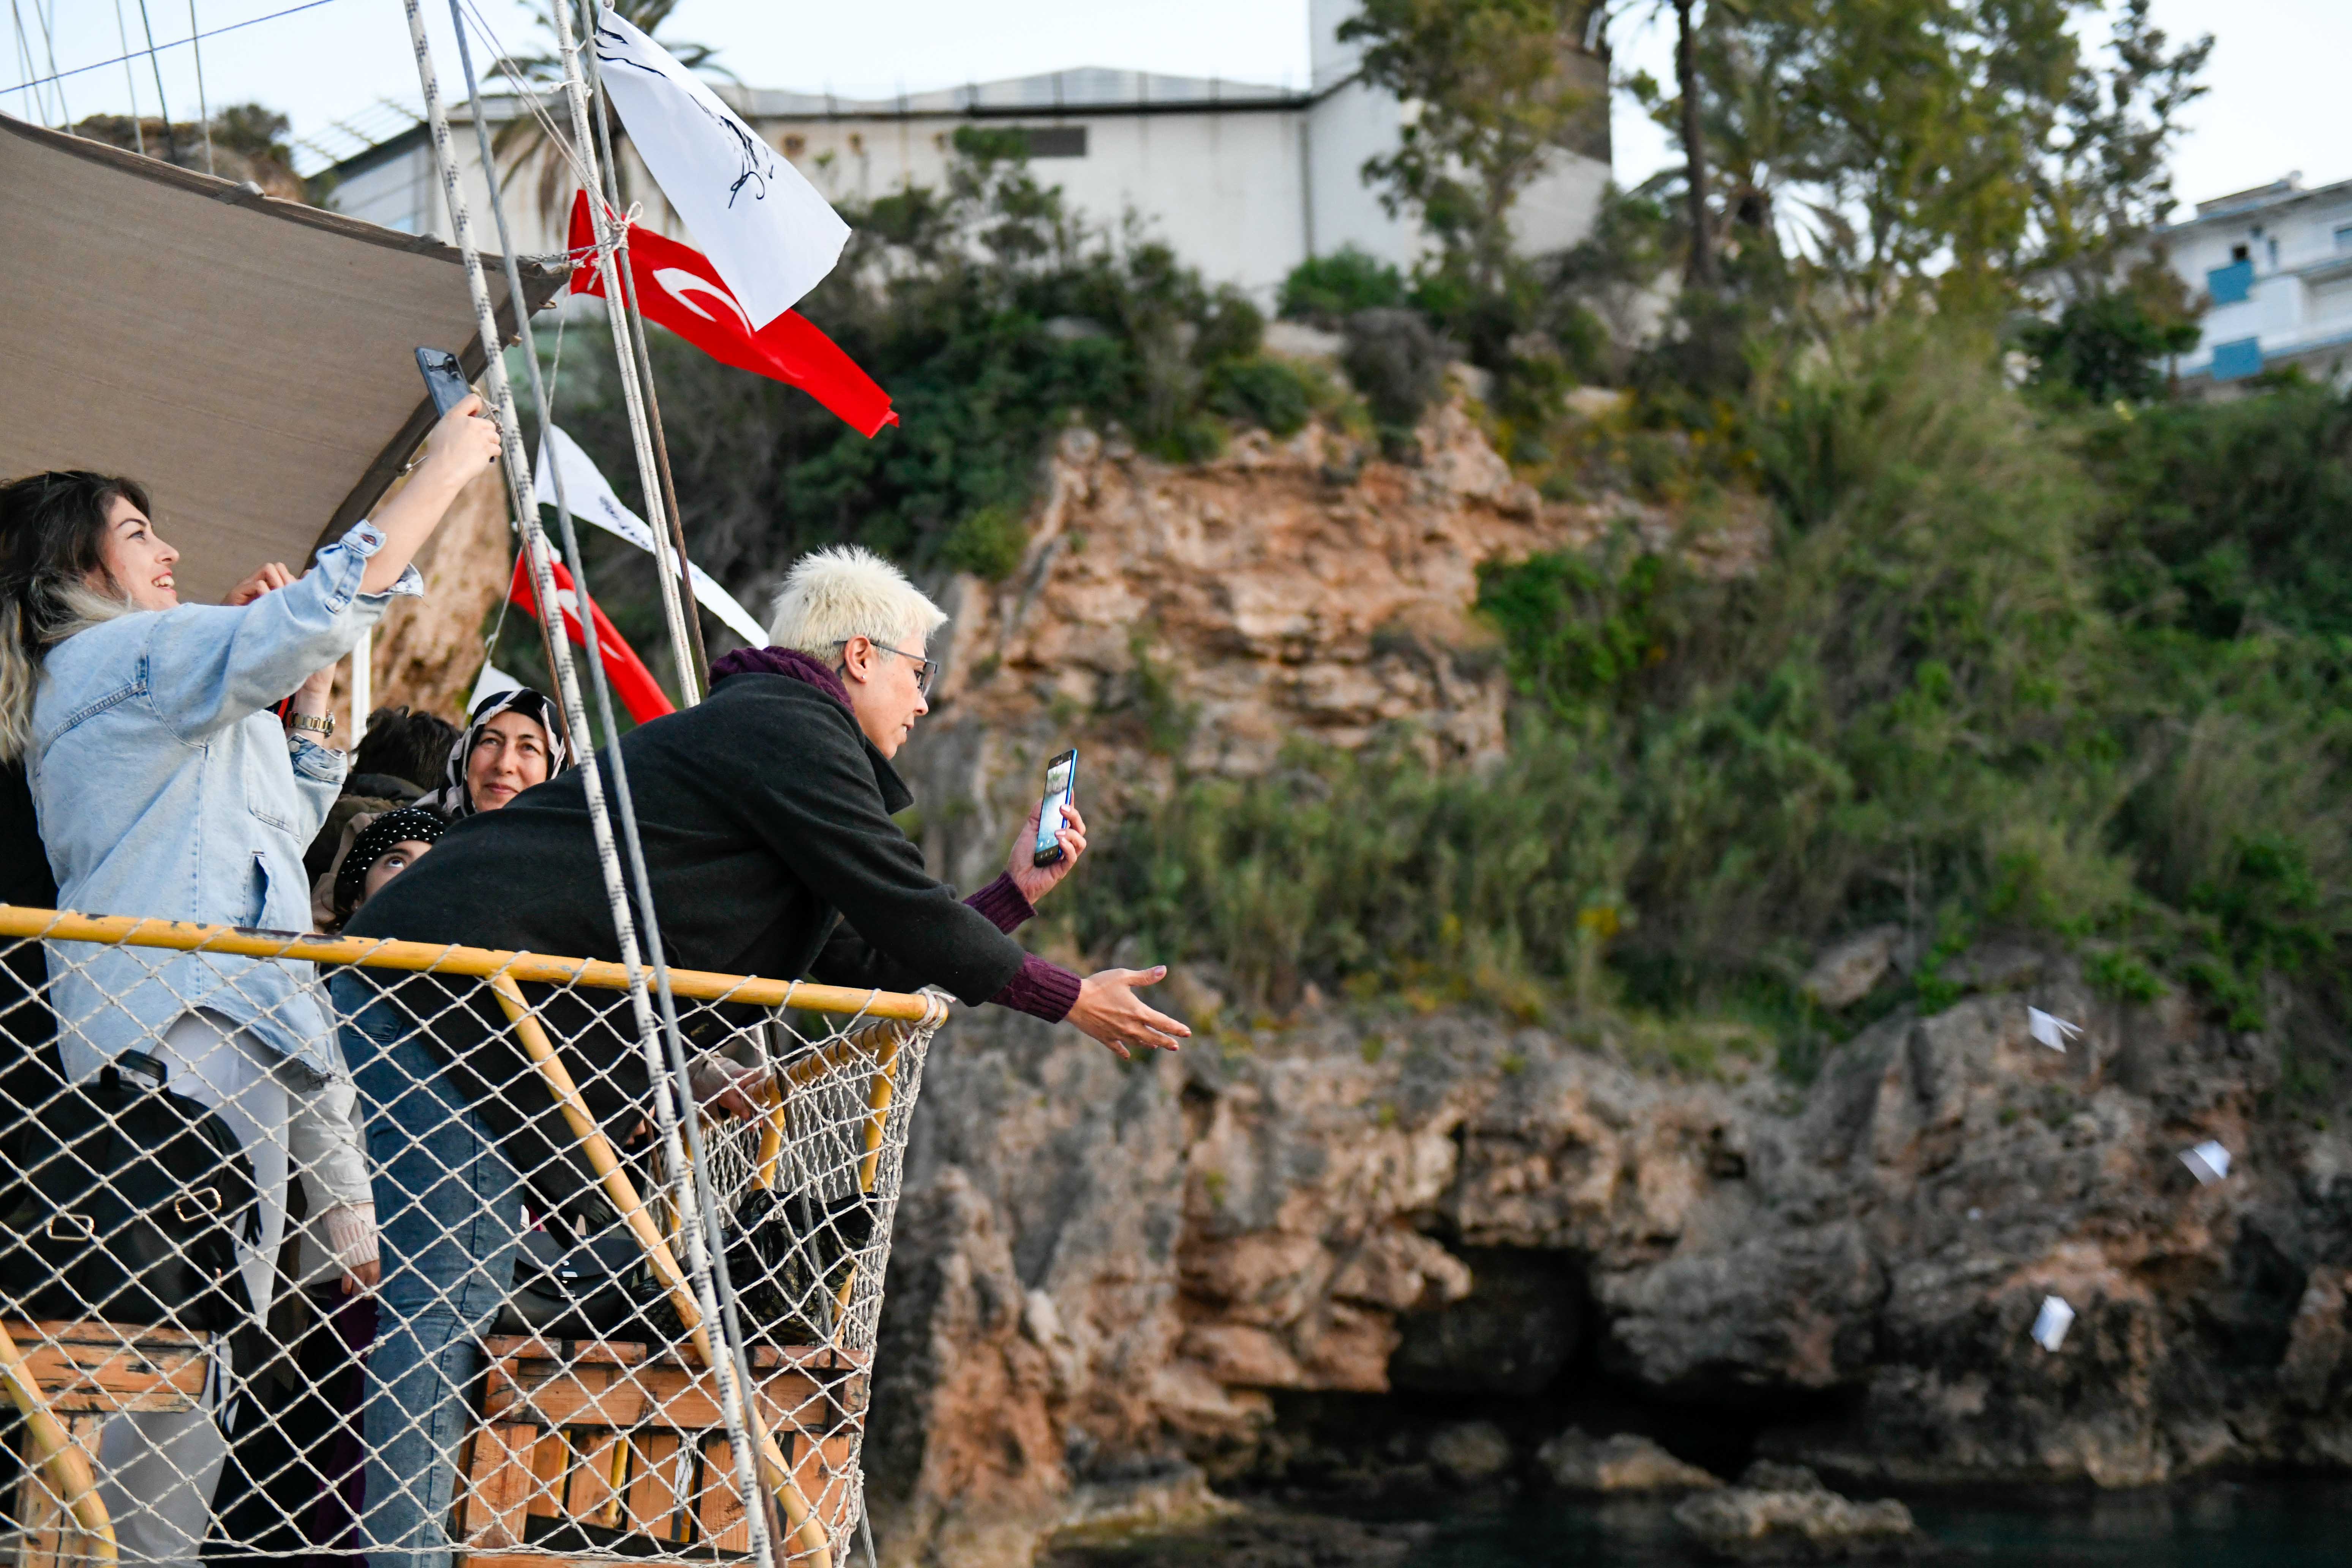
[1067,963,1189,1061]
[420,392,501,479]
[1009,798,1086,904]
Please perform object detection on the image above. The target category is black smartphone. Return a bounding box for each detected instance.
[1032,749,1078,868]
[414,347,473,417]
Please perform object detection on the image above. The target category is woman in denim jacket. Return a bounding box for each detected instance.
[0,397,499,1567]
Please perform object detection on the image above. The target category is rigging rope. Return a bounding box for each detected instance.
[575,10,709,684]
[539,0,790,1552]
[422,1,787,1561]
[566,6,703,706]
[108,0,145,153]
[2,0,340,98]
[132,0,176,163]
[185,0,213,174]
[21,0,67,124]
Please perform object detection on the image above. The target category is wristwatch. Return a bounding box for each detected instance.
[290,712,336,739]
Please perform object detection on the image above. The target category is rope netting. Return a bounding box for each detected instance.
[0,910,945,1568]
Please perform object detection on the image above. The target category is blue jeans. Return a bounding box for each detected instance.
[332,972,523,1568]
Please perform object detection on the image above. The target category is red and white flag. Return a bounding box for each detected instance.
[569,192,896,438]
[508,553,674,725]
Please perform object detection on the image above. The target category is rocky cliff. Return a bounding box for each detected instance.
[894,399,1759,896]
[866,408,2352,1565]
[870,963,2352,1563]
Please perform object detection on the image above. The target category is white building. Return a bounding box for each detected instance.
[325,0,1611,306]
[2155,172,2352,390]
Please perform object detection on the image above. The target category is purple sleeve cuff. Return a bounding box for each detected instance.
[990,952,1082,1023]
[964,872,1036,934]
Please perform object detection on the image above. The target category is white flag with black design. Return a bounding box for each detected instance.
[592,5,849,329]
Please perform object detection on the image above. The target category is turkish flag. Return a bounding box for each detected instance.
[508,553,676,725]
[568,191,897,438]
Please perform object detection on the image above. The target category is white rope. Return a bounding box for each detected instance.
[133,0,175,162]
[572,4,703,706]
[185,0,213,175]
[537,0,777,1553]
[403,6,782,1556]
[110,0,146,155]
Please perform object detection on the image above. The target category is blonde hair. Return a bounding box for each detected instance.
[765,544,947,659]
[0,587,131,762]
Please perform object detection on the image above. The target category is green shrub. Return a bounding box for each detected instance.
[1207,357,1317,437]
[939,503,1029,580]
[1279,245,1407,320]
[1342,307,1456,440]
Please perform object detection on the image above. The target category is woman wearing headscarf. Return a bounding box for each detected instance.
[420,686,568,819]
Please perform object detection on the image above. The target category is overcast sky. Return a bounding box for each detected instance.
[8,1,2343,219]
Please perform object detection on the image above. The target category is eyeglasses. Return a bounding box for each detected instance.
[836,638,938,697]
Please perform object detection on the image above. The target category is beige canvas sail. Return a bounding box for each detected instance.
[0,115,564,606]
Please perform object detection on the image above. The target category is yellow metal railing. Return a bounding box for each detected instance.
[0,905,946,1568]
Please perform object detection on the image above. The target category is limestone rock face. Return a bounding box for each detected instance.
[1673,1463,1919,1560]
[894,402,1764,892]
[1425,1421,1513,1482]
[1538,1428,1722,1493]
[872,975,2352,1564]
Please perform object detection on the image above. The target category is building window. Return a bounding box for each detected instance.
[1001,125,1087,159]
[2210,337,2263,381]
[2335,223,2352,252]
[2231,243,2249,262]
[2207,259,2254,305]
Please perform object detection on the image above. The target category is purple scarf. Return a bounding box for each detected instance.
[708,645,852,710]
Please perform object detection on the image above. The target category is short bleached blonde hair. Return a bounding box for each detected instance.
[766,544,947,659]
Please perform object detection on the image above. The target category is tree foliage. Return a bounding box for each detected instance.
[1341,0,1604,293]
[1633,0,2210,313]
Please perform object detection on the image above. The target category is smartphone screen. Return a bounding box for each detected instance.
[1032,750,1078,867]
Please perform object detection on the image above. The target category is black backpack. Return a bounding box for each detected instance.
[0,1051,258,1334]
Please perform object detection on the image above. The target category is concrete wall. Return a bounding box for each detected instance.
[326,0,1613,308]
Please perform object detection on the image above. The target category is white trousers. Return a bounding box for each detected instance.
[79,1010,292,1568]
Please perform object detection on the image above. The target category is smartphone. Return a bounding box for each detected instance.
[1032,749,1078,868]
[414,347,473,417]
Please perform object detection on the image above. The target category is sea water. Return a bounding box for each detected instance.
[1386,1476,2352,1566]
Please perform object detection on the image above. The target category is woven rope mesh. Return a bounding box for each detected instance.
[0,915,939,1568]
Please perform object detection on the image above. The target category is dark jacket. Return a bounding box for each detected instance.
[344,661,1032,1132]
[1,759,60,1149]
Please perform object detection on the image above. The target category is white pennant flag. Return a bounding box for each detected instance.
[2027,1006,2081,1053]
[534,424,768,647]
[593,5,849,329]
[2180,1140,2232,1185]
[2030,1295,2074,1352]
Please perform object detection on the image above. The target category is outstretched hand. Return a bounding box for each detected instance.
[1007,800,1086,905]
[1066,964,1189,1061]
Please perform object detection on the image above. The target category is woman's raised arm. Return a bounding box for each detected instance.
[359,395,503,594]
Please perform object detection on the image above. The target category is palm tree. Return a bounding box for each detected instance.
[479,0,730,229]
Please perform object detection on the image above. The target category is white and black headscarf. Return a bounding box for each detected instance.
[422,686,569,820]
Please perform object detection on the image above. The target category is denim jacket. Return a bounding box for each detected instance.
[30,521,422,1081]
